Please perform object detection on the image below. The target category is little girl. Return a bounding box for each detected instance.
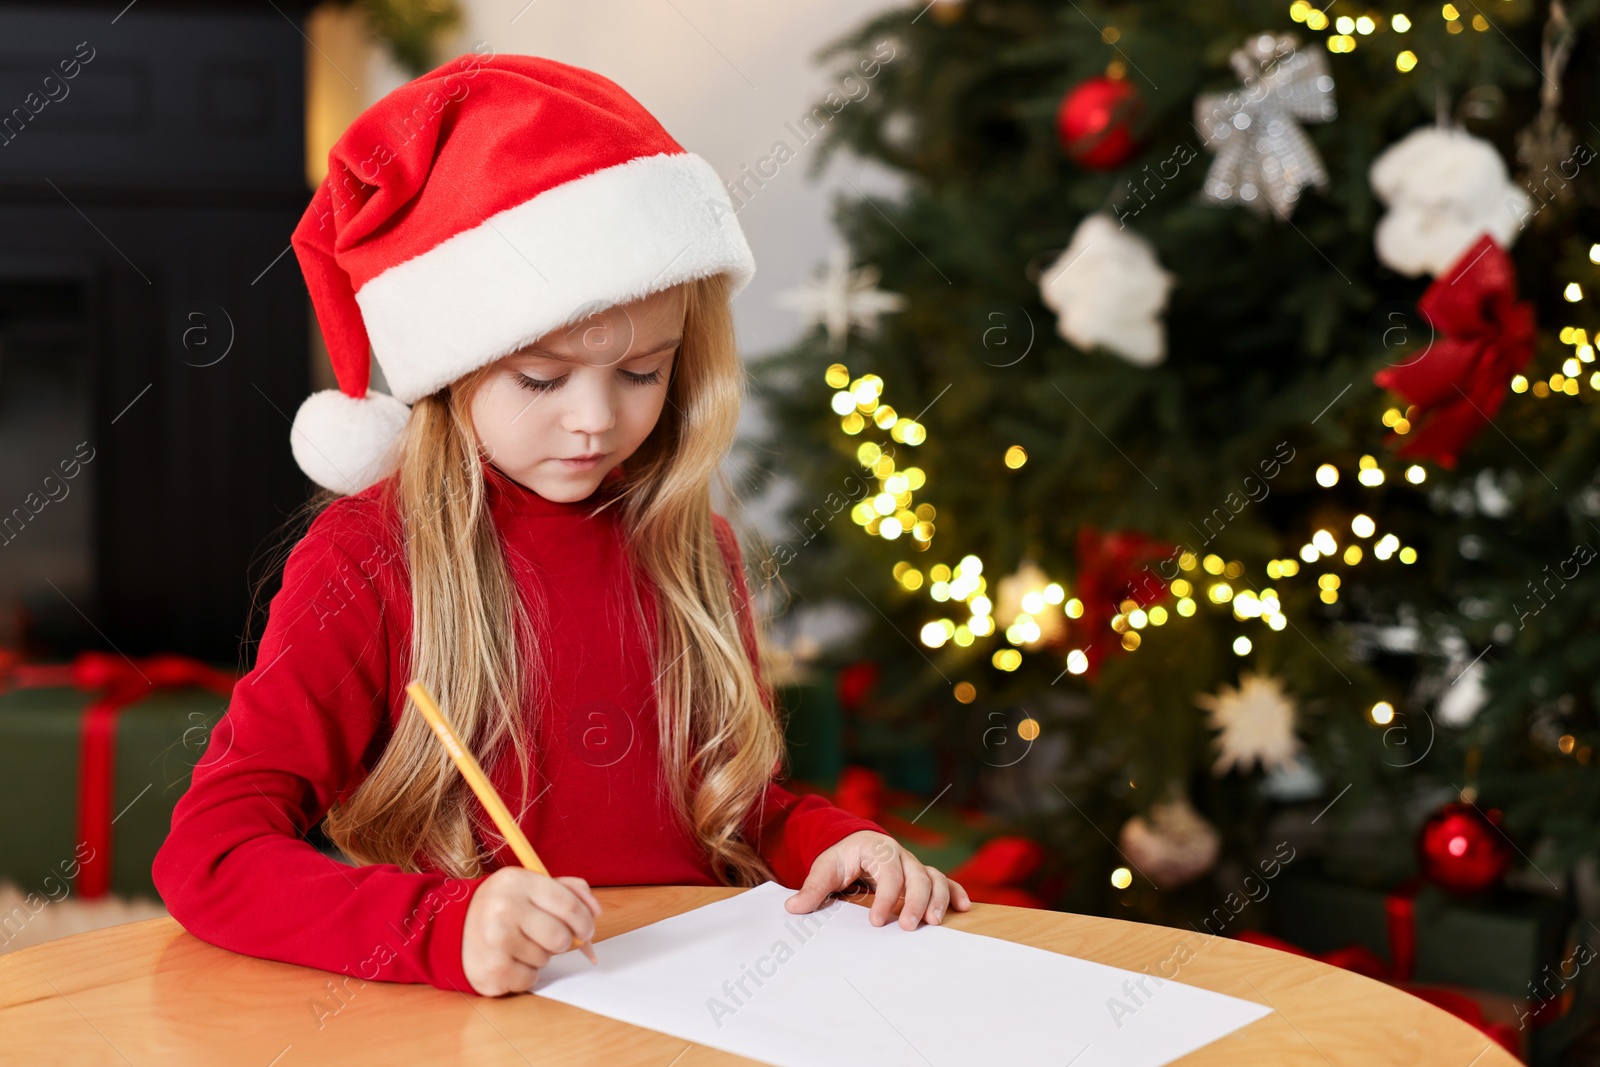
[153,50,968,998]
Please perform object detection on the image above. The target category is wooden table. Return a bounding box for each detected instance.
[0,885,1518,1066]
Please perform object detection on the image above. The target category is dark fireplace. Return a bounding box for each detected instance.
[0,0,318,663]
[0,277,96,650]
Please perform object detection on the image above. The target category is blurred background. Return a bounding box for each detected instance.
[0,0,903,662]
[1,1,1599,1060]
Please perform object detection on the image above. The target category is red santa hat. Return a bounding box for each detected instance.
[289,49,755,494]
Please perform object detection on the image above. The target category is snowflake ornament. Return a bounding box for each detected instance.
[1195,671,1302,775]
[776,245,907,351]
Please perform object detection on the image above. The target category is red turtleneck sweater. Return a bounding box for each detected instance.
[152,460,887,994]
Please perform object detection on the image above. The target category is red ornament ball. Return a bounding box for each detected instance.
[1417,801,1514,894]
[1055,76,1143,170]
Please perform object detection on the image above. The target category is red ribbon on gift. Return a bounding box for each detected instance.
[1234,879,1524,1059]
[1384,880,1420,981]
[832,765,888,821]
[821,766,1048,909]
[948,836,1047,909]
[1237,930,1390,978]
[0,649,236,898]
[1232,877,1420,980]
[1372,234,1536,470]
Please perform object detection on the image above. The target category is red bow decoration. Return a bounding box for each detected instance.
[835,660,881,714]
[0,649,236,897]
[1373,235,1536,469]
[1073,526,1173,677]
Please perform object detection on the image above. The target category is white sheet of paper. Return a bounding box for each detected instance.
[532,881,1271,1067]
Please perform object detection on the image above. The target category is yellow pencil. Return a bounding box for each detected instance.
[406,680,599,965]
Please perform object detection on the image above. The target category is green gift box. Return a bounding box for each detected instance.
[1267,874,1572,1000]
[776,672,1020,875]
[0,653,234,901]
[775,678,846,787]
[776,669,939,794]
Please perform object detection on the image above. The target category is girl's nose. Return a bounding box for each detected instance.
[560,377,618,438]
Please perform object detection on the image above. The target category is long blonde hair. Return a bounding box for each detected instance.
[319,273,786,886]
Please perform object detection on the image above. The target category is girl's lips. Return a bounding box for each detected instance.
[558,453,606,469]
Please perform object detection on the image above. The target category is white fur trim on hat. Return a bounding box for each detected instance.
[290,388,411,495]
[355,151,755,404]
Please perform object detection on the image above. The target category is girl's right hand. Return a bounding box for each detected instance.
[461,869,602,996]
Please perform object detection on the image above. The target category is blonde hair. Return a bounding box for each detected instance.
[317,272,786,886]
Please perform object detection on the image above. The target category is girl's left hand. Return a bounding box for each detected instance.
[784,830,973,929]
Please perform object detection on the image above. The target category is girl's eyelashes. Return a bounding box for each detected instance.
[511,366,665,394]
[512,372,558,394]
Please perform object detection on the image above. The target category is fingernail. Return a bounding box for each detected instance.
[933,907,943,922]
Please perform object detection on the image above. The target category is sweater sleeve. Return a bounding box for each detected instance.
[711,516,892,889]
[152,504,488,994]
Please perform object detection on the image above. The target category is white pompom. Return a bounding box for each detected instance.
[1438,659,1488,727]
[1370,126,1532,277]
[1119,794,1221,889]
[1039,213,1174,367]
[289,388,411,495]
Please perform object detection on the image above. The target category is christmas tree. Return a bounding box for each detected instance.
[745,0,1600,928]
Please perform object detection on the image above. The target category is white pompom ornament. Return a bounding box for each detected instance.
[1039,213,1174,367]
[290,388,411,495]
[1119,794,1221,889]
[1370,126,1532,277]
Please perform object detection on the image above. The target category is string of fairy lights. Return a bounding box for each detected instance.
[1481,252,1596,766]
[1516,245,1600,397]
[1286,0,1493,67]
[823,362,1423,694]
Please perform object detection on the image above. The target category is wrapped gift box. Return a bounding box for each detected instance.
[776,672,1054,909]
[785,762,1050,909]
[775,678,846,788]
[0,652,234,900]
[1267,874,1571,999]
[1258,874,1597,1064]
[776,667,939,793]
